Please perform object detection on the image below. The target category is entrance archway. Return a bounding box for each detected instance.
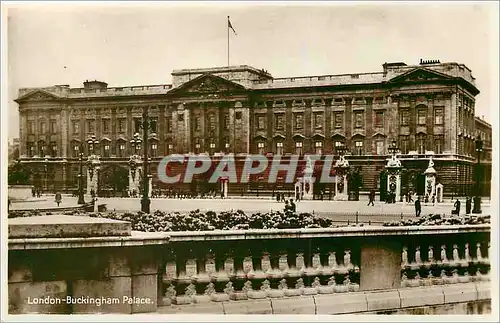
[98,164,129,197]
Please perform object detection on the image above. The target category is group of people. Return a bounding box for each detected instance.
[284,199,297,213]
[31,187,43,198]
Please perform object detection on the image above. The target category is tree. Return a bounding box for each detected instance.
[8,161,31,185]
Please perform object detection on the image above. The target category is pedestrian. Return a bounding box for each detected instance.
[8,198,11,212]
[55,192,62,207]
[408,190,413,203]
[276,192,280,202]
[31,186,36,198]
[290,199,296,213]
[367,189,375,206]
[284,200,290,212]
[454,199,461,216]
[415,197,421,217]
[466,196,472,214]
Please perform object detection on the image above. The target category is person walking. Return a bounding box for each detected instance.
[367,189,375,206]
[454,198,461,216]
[290,199,296,213]
[466,196,472,214]
[55,192,62,207]
[276,192,281,203]
[415,197,421,217]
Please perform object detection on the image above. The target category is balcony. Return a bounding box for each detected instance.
[8,215,491,315]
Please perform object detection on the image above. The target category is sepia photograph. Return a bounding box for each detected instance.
[2,1,498,321]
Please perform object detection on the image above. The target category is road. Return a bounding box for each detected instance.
[10,195,491,225]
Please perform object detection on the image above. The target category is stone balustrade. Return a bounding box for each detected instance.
[8,216,490,315]
[157,226,490,311]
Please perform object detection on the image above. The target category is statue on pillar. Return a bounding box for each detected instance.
[385,141,402,203]
[334,151,349,201]
[128,155,143,198]
[424,157,437,203]
[298,155,315,200]
[86,155,101,195]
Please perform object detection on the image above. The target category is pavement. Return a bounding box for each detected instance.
[10,194,492,225]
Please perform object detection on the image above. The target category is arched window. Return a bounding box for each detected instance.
[101,139,111,158]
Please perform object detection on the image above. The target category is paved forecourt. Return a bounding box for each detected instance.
[99,197,491,221]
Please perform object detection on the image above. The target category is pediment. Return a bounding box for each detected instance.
[169,74,247,96]
[16,90,61,102]
[388,68,452,83]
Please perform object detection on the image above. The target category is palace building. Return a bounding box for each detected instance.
[14,60,492,198]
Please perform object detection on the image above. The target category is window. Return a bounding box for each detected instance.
[295,141,303,155]
[334,113,343,129]
[294,113,303,130]
[150,117,158,133]
[195,139,201,153]
[400,135,409,154]
[257,115,265,130]
[102,119,110,133]
[400,110,410,126]
[314,113,323,129]
[417,134,426,154]
[87,119,95,134]
[224,115,229,130]
[194,116,201,131]
[434,135,444,154]
[334,141,344,153]
[275,114,285,130]
[27,142,35,157]
[50,142,57,157]
[276,142,284,155]
[118,142,126,157]
[375,111,384,127]
[39,121,47,134]
[27,121,35,134]
[118,118,126,133]
[235,112,242,120]
[168,144,173,153]
[151,142,158,157]
[434,108,443,125]
[73,144,80,158]
[314,141,323,155]
[257,142,265,154]
[354,141,364,155]
[208,114,216,131]
[354,112,364,128]
[417,109,427,125]
[38,142,46,156]
[178,113,184,122]
[103,143,110,157]
[133,118,142,133]
[376,141,385,155]
[166,117,173,132]
[50,120,57,134]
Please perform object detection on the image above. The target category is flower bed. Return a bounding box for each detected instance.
[383,213,491,227]
[87,209,339,231]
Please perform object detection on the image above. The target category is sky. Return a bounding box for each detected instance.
[4,1,499,141]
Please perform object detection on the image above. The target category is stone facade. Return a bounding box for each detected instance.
[14,61,491,197]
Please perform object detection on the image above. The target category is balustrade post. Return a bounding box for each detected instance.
[360,238,402,291]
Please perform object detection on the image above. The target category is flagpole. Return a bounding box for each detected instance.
[227,16,230,66]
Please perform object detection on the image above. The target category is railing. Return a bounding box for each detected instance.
[8,223,490,314]
[157,225,490,310]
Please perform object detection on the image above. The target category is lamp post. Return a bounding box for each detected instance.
[130,133,142,156]
[87,135,99,155]
[388,139,399,157]
[472,136,483,214]
[44,158,49,194]
[138,106,156,213]
[77,144,85,204]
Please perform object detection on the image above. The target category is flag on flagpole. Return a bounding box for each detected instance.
[228,16,237,35]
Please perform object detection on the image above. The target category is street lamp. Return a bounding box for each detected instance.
[87,135,99,155]
[77,144,85,204]
[388,139,399,156]
[130,133,142,155]
[137,106,156,213]
[472,136,483,214]
[44,158,49,194]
